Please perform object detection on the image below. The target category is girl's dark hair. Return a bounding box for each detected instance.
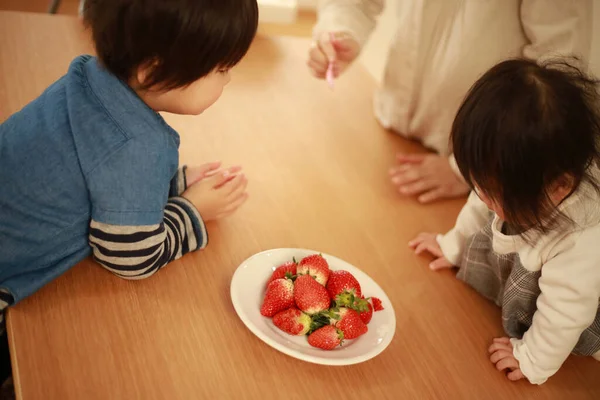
[83,0,258,90]
[451,58,600,232]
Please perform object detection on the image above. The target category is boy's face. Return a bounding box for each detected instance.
[160,69,231,115]
[135,69,231,116]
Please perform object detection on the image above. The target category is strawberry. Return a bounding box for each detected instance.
[372,296,384,311]
[326,270,362,299]
[335,307,368,339]
[273,308,312,336]
[293,275,331,314]
[307,325,344,350]
[260,278,294,317]
[297,254,330,286]
[266,261,297,287]
[358,297,373,324]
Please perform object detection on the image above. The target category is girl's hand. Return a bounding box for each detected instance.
[408,233,453,270]
[307,32,360,79]
[186,162,242,188]
[182,170,248,222]
[489,337,525,382]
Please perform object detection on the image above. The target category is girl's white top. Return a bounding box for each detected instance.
[437,179,600,384]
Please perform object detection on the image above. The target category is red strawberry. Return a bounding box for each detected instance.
[260,278,294,317]
[273,308,312,336]
[335,308,368,339]
[326,270,362,299]
[297,254,330,286]
[307,325,344,350]
[372,297,384,311]
[359,297,373,324]
[294,275,331,314]
[266,261,297,287]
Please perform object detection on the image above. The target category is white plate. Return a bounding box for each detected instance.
[230,248,396,366]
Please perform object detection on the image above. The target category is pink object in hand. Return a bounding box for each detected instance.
[326,63,335,89]
[326,32,336,89]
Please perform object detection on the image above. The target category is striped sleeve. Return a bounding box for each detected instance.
[88,197,207,280]
[169,166,188,197]
[0,289,14,336]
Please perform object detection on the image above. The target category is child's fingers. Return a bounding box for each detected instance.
[396,153,427,164]
[409,233,433,248]
[308,60,327,78]
[493,337,511,345]
[197,161,222,175]
[418,188,445,204]
[408,238,423,248]
[203,170,233,188]
[489,350,512,364]
[429,257,451,270]
[309,43,329,65]
[414,242,429,255]
[391,170,420,187]
[226,176,248,201]
[399,179,435,196]
[222,193,249,216]
[424,242,443,258]
[495,357,519,372]
[507,369,524,381]
[221,174,247,195]
[488,342,512,354]
[389,164,412,176]
[318,32,337,62]
[205,165,242,178]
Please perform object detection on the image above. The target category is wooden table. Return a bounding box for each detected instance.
[1,11,599,400]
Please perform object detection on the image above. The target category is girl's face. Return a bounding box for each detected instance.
[473,176,574,224]
[473,186,506,220]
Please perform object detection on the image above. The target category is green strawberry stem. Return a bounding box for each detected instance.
[308,313,331,334]
[335,291,370,312]
[284,272,297,281]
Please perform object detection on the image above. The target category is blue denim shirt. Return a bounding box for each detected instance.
[0,56,180,303]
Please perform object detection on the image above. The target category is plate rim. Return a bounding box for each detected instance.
[230,247,396,366]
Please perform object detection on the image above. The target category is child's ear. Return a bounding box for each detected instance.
[551,174,576,203]
[134,59,160,88]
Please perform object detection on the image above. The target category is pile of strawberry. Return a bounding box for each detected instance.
[260,254,384,350]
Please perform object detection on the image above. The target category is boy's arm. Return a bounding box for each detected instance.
[511,228,600,384]
[169,166,188,197]
[86,139,205,279]
[314,0,385,47]
[89,197,207,279]
[520,0,592,67]
[436,191,491,265]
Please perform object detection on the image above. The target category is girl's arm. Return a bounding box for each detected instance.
[436,191,491,265]
[89,197,207,280]
[511,226,600,384]
[520,0,593,67]
[313,0,385,48]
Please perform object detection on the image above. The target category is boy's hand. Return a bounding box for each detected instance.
[389,153,470,203]
[408,233,453,270]
[185,162,242,187]
[308,32,360,79]
[489,337,525,382]
[182,169,248,221]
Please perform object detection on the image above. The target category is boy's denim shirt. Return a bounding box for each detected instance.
[0,56,180,303]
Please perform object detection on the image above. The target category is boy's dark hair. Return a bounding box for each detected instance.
[83,0,258,90]
[451,58,600,232]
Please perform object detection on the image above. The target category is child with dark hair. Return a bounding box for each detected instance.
[0,0,258,381]
[410,59,600,384]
